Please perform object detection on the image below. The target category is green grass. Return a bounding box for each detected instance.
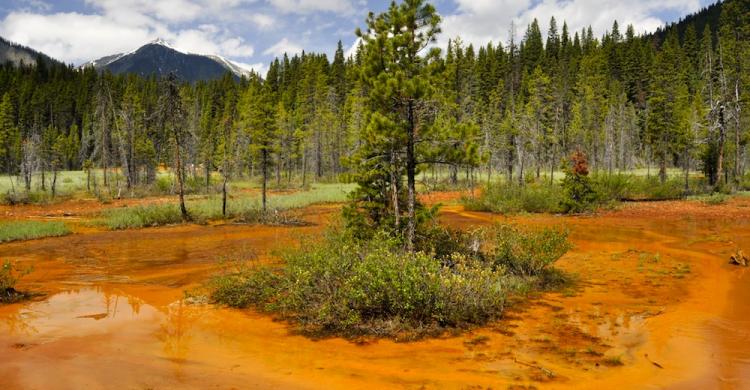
[103,183,355,230]
[691,192,730,205]
[463,171,715,215]
[0,220,71,243]
[1,260,33,303]
[463,182,565,214]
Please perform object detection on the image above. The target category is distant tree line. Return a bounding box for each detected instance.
[0,0,747,201]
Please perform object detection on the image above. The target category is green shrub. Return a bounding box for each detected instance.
[102,184,353,230]
[1,260,33,303]
[463,182,564,214]
[591,173,632,202]
[0,221,71,242]
[560,151,597,213]
[210,223,570,339]
[621,175,685,201]
[701,193,729,205]
[485,224,571,278]
[2,191,56,205]
[741,174,750,191]
[104,204,184,229]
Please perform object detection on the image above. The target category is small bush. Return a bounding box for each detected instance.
[210,223,570,339]
[561,152,597,213]
[1,260,32,303]
[485,224,571,278]
[0,221,71,243]
[2,191,57,205]
[463,182,564,214]
[740,174,750,191]
[619,175,685,201]
[591,173,632,202]
[701,193,729,205]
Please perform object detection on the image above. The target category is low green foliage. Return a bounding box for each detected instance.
[0,221,71,243]
[104,204,185,229]
[464,172,704,215]
[623,176,686,201]
[210,223,570,339]
[103,184,354,230]
[560,151,597,213]
[486,224,571,278]
[2,190,61,205]
[1,260,33,303]
[699,192,729,205]
[463,182,564,214]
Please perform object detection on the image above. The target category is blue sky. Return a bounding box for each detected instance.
[0,0,716,73]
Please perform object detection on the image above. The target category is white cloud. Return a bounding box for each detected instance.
[0,11,154,64]
[268,0,353,14]
[263,37,303,57]
[249,13,276,29]
[171,29,254,57]
[84,0,203,24]
[441,0,703,49]
[0,7,256,65]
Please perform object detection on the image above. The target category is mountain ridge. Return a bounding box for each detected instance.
[81,38,253,82]
[0,36,62,67]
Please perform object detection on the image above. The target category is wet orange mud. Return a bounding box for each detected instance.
[1,198,750,389]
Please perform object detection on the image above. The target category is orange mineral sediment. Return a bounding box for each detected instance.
[0,196,749,389]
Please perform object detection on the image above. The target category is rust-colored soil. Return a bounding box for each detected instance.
[0,196,749,389]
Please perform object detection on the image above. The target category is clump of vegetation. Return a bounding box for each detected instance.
[210,223,570,339]
[602,355,624,366]
[700,193,729,205]
[486,224,571,277]
[0,221,71,243]
[104,204,185,229]
[2,190,55,205]
[463,182,564,214]
[103,184,352,230]
[464,167,700,215]
[561,151,597,213]
[1,260,32,303]
[616,175,686,201]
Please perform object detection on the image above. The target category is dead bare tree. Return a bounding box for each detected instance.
[158,73,190,221]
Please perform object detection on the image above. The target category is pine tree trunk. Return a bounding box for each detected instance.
[222,175,228,217]
[51,167,57,198]
[390,151,400,229]
[174,133,188,221]
[684,147,690,193]
[205,163,211,193]
[659,154,667,185]
[301,149,308,188]
[406,101,416,252]
[735,87,741,186]
[261,148,268,213]
[717,106,726,189]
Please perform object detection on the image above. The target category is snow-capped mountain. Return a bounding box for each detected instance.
[81,38,252,82]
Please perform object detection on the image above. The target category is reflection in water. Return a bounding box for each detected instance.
[157,299,202,380]
[0,287,198,365]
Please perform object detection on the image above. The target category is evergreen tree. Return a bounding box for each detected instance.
[353,0,443,250]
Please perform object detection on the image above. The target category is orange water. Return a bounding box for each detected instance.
[1,201,749,389]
